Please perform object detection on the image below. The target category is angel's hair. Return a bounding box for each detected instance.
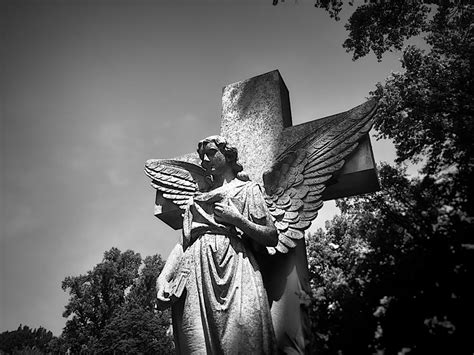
[197,135,249,181]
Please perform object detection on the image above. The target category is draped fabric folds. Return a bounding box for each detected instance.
[171,180,276,354]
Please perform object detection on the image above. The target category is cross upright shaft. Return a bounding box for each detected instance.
[220,71,292,185]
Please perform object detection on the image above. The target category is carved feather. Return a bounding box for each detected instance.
[263,100,378,254]
[144,159,211,211]
[286,228,304,240]
[275,243,289,254]
[279,234,297,248]
[303,160,345,178]
[282,211,300,222]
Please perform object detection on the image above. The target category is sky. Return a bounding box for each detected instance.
[1,0,411,335]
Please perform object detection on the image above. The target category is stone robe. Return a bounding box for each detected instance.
[170,179,276,354]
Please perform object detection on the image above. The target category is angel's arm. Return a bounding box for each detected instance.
[156,243,183,302]
[214,202,278,247]
[236,213,278,247]
[158,243,183,282]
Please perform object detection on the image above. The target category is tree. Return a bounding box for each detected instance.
[272,2,473,352]
[365,2,474,204]
[274,1,471,58]
[61,248,141,352]
[61,248,173,354]
[46,335,68,354]
[95,254,174,354]
[126,254,167,311]
[95,307,173,354]
[306,164,474,354]
[0,325,56,354]
[273,1,473,184]
[305,215,374,354]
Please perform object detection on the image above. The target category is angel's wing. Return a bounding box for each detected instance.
[263,101,377,254]
[144,159,211,211]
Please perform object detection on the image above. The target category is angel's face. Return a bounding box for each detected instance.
[200,142,228,176]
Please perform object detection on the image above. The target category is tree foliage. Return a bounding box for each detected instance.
[272,1,474,354]
[0,325,56,354]
[306,164,473,354]
[60,248,141,352]
[274,1,472,61]
[371,2,473,215]
[340,1,430,60]
[94,254,174,354]
[60,248,173,354]
[1,250,173,354]
[95,307,172,354]
[306,216,373,354]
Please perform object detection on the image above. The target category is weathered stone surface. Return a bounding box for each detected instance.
[257,238,311,353]
[153,72,379,230]
[154,193,182,229]
[322,134,379,200]
[171,179,276,354]
[220,71,292,185]
[279,99,379,201]
[147,70,380,353]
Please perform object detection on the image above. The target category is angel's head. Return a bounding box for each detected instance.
[197,135,248,181]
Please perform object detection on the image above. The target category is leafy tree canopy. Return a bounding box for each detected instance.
[60,248,173,354]
[273,1,472,59]
[306,164,473,354]
[277,1,474,353]
[0,325,56,354]
[273,1,474,195]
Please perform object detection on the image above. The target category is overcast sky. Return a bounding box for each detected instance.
[2,0,412,335]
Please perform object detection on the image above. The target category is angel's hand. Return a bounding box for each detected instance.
[156,277,171,303]
[214,200,242,225]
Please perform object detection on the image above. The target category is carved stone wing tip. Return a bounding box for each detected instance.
[144,158,211,212]
[263,100,378,254]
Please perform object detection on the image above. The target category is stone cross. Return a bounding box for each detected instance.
[152,70,379,353]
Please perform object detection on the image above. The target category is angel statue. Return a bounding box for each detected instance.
[144,101,375,354]
[146,136,277,354]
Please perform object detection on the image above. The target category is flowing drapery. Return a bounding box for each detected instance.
[171,180,276,354]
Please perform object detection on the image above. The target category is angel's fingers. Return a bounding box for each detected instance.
[158,295,170,302]
[157,290,170,302]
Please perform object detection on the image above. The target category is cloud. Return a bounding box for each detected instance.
[182,113,198,123]
[3,205,40,240]
[97,121,128,150]
[106,169,129,186]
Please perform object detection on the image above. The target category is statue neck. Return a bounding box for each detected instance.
[212,169,236,188]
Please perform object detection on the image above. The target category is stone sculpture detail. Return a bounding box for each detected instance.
[146,136,278,354]
[144,104,376,352]
[261,103,375,254]
[145,70,380,354]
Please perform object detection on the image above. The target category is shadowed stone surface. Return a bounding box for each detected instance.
[149,70,380,353]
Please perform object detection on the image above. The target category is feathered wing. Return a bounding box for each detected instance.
[263,101,377,254]
[144,159,211,211]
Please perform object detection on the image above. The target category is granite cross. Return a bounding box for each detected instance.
[151,70,379,353]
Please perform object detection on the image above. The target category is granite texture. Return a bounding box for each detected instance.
[171,180,276,354]
[152,73,378,227]
[146,70,380,354]
[220,71,292,185]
